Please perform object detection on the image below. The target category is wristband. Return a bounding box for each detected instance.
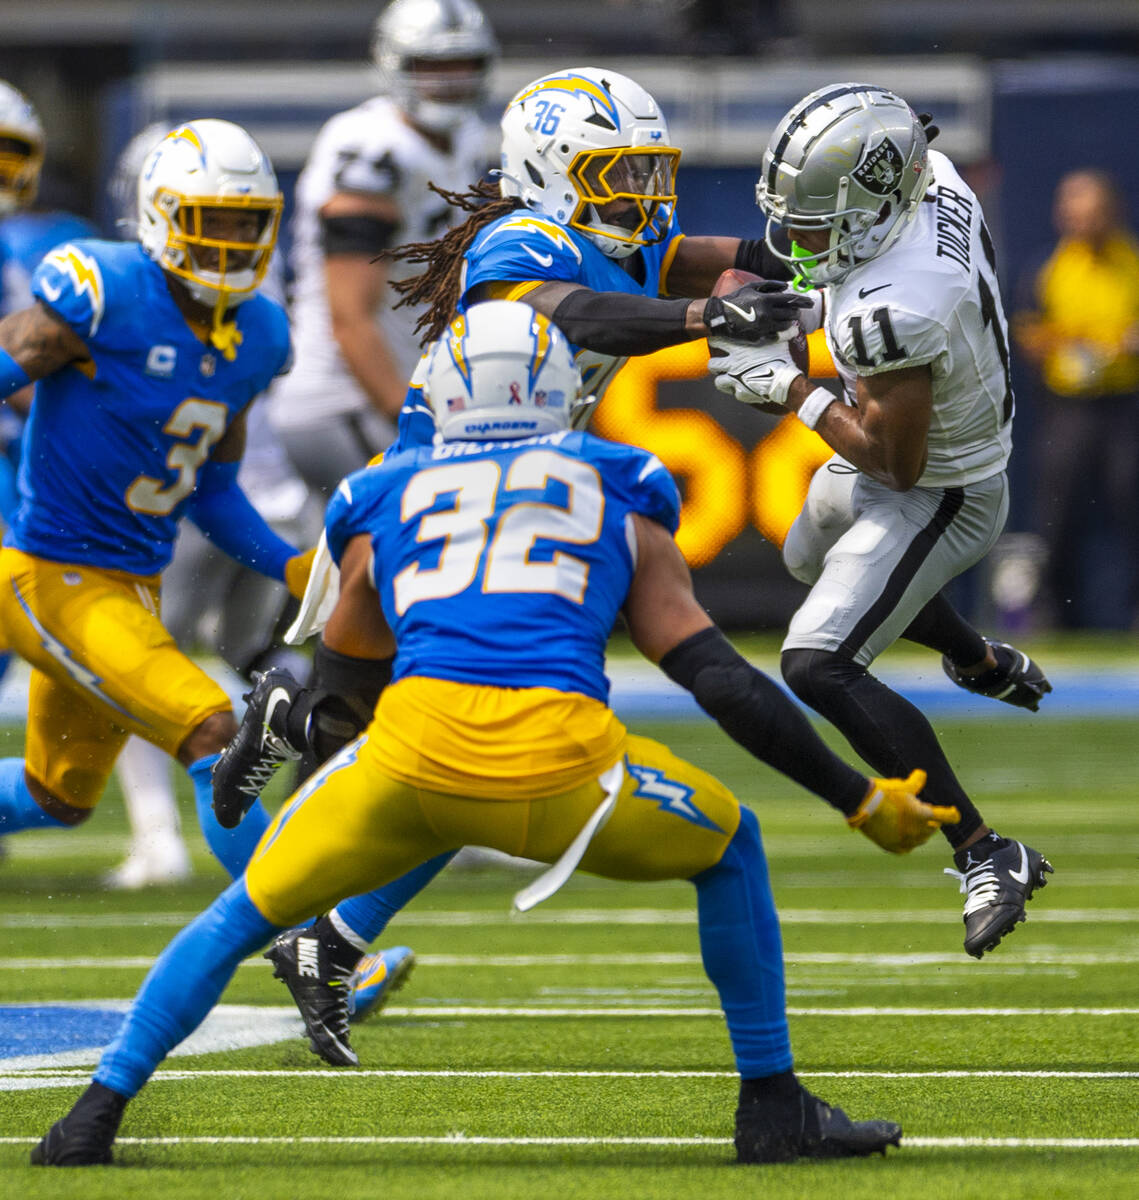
[0,346,30,399]
[796,387,835,430]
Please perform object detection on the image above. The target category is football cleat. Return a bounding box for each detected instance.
[735,1080,901,1164]
[265,926,360,1067]
[941,639,1052,712]
[31,1081,128,1167]
[349,946,416,1024]
[946,838,1054,958]
[211,668,302,829]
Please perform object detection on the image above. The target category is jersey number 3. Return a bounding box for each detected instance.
[393,450,604,615]
[125,398,229,516]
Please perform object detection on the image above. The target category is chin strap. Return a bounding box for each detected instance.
[209,292,243,361]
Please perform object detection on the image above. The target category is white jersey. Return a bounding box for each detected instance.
[823,150,1014,488]
[271,95,490,431]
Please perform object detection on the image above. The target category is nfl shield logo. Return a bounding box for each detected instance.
[200,353,217,377]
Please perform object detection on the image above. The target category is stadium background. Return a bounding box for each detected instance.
[2,0,1139,628]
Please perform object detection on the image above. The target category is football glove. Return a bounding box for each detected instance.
[917,112,940,144]
[284,545,318,600]
[708,332,803,409]
[703,280,814,342]
[846,769,960,854]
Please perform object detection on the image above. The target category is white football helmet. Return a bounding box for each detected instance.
[137,119,282,309]
[371,0,498,135]
[424,300,586,441]
[756,83,932,284]
[0,81,44,216]
[499,67,680,260]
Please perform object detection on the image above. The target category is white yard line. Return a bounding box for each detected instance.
[8,1067,1138,1080]
[4,907,1138,930]
[1,1134,1136,1149]
[5,949,1139,970]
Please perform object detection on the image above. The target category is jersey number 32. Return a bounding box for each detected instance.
[393,449,604,615]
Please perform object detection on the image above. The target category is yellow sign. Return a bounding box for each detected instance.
[592,330,834,562]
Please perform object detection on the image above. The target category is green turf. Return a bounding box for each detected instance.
[1,710,1138,1199]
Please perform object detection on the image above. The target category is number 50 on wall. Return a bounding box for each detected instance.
[591,332,835,567]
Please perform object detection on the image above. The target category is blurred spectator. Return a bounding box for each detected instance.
[1012,169,1139,628]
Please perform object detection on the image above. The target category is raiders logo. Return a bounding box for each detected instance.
[852,138,905,196]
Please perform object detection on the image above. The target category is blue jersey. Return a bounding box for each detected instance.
[0,210,97,317]
[325,429,680,703]
[460,210,684,397]
[6,239,291,575]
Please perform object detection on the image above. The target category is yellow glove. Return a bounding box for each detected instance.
[846,769,959,854]
[284,545,318,600]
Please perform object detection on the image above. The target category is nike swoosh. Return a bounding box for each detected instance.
[39,279,63,302]
[721,300,757,323]
[858,284,891,299]
[522,244,554,268]
[1008,843,1031,885]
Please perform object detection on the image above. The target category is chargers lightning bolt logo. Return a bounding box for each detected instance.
[626,762,724,833]
[514,73,623,129]
[9,578,141,724]
[42,245,105,336]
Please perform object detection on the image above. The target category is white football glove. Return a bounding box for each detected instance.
[708,331,804,409]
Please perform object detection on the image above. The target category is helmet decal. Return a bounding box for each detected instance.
[513,73,623,131]
[164,125,208,169]
[852,138,906,196]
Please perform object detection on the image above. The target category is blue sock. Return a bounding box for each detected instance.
[332,851,456,944]
[691,806,793,1078]
[0,757,68,833]
[95,879,279,1097]
[189,754,271,879]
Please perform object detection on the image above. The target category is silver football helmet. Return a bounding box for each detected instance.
[0,80,44,216]
[424,300,586,441]
[499,67,680,260]
[756,83,932,284]
[371,0,498,135]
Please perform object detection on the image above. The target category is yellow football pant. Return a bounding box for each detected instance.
[245,732,742,927]
[0,547,231,814]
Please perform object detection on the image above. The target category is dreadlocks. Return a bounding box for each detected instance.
[385,179,520,346]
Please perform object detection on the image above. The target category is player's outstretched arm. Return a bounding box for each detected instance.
[622,514,956,851]
[0,300,89,397]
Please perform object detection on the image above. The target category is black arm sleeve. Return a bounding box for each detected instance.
[659,626,868,815]
[733,236,794,283]
[285,641,394,764]
[550,289,693,356]
[319,213,400,257]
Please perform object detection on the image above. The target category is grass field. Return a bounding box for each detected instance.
[1,688,1138,1199]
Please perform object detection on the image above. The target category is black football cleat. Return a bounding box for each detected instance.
[947,838,1054,958]
[212,668,303,829]
[265,925,359,1067]
[735,1079,901,1164]
[31,1081,128,1167]
[942,639,1052,712]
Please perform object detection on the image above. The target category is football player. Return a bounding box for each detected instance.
[267,0,500,500]
[32,301,957,1167]
[0,119,314,878]
[708,83,1053,958]
[0,81,96,703]
[208,70,1052,1032]
[101,123,307,890]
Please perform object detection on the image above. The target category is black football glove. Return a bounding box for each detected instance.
[703,281,814,343]
[917,112,940,144]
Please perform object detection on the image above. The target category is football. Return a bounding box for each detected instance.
[711,267,810,376]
